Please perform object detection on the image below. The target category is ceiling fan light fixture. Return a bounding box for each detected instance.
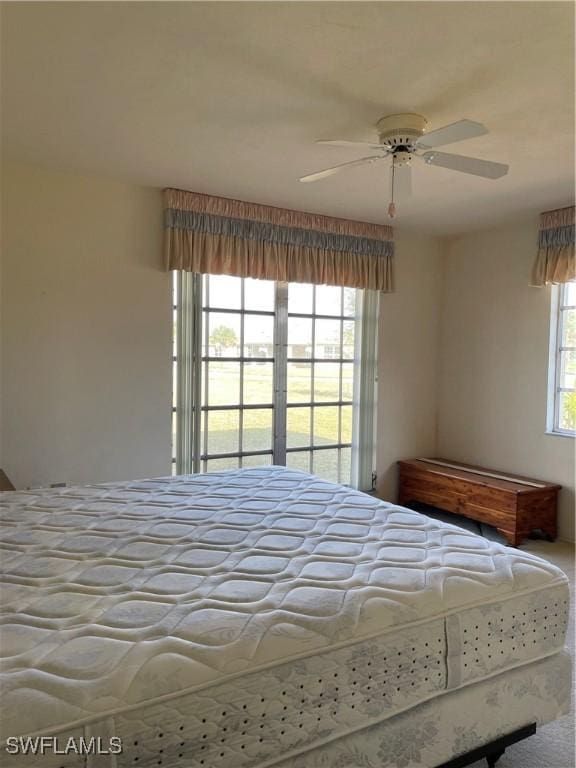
[393,149,413,167]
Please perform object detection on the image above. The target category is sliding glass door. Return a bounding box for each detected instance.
[285,282,355,482]
[173,273,361,485]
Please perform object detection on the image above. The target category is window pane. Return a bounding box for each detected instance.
[561,308,576,346]
[287,362,311,403]
[314,362,340,402]
[343,288,356,317]
[205,410,240,455]
[288,283,313,314]
[243,362,274,405]
[241,454,272,468]
[562,282,576,307]
[342,321,355,359]
[342,363,354,401]
[560,350,576,389]
[207,361,240,406]
[313,406,339,446]
[340,405,352,444]
[558,391,576,432]
[340,447,351,484]
[244,278,275,311]
[172,358,178,408]
[312,449,339,482]
[315,285,342,316]
[315,319,341,359]
[206,312,241,357]
[287,407,311,448]
[244,314,274,359]
[171,409,177,457]
[286,450,311,473]
[242,409,273,452]
[206,457,240,472]
[208,275,241,309]
[288,317,312,359]
[173,307,178,358]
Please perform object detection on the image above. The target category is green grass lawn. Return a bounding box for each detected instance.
[201,361,353,480]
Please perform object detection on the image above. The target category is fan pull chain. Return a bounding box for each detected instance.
[388,160,396,218]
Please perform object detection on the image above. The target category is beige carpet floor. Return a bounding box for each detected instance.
[468,540,575,768]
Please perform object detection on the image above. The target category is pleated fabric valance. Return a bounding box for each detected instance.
[531,205,575,286]
[164,188,394,291]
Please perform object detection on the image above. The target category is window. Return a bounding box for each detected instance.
[548,282,576,436]
[173,273,378,487]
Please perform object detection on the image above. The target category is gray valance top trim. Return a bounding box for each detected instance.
[165,208,394,259]
[538,224,575,249]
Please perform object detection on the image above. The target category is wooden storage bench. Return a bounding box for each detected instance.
[397,458,560,546]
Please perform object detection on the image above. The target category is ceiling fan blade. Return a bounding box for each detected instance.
[393,163,412,199]
[416,119,488,149]
[316,139,387,151]
[421,150,508,179]
[299,155,382,183]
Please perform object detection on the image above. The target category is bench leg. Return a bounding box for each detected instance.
[542,524,557,542]
[497,528,520,547]
[486,748,505,767]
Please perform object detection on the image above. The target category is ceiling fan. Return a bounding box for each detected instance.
[299,113,509,218]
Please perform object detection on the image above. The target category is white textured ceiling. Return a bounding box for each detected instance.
[1,2,574,235]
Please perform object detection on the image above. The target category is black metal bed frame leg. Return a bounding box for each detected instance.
[486,748,505,768]
[434,723,536,768]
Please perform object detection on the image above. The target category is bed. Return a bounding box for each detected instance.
[0,466,571,768]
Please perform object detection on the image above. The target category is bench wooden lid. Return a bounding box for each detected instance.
[398,458,561,493]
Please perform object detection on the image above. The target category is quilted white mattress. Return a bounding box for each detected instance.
[0,467,570,768]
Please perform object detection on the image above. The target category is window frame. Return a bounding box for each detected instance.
[547,282,576,437]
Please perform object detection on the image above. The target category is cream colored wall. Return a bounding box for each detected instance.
[0,163,171,488]
[376,231,443,501]
[437,218,575,542]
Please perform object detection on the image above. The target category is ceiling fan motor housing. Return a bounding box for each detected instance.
[376,113,428,150]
